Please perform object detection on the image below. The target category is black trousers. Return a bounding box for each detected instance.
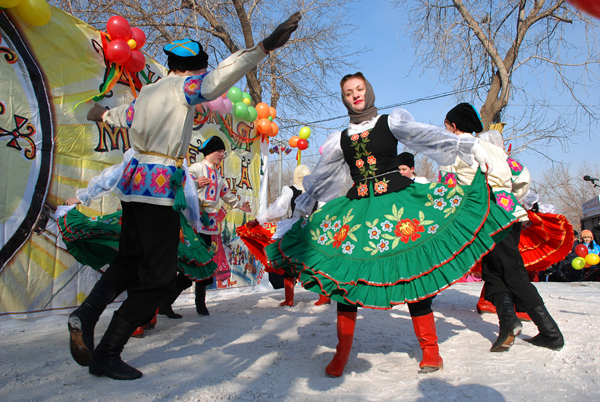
[337,296,433,317]
[101,201,180,327]
[482,222,544,312]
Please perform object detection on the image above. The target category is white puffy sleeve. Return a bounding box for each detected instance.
[294,131,350,216]
[512,165,531,202]
[388,108,478,166]
[256,186,294,224]
[76,148,136,206]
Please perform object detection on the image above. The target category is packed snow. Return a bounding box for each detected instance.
[1,282,599,402]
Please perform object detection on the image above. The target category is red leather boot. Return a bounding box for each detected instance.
[478,287,531,321]
[280,277,295,307]
[314,294,331,306]
[131,325,145,338]
[325,311,357,377]
[411,312,443,373]
[476,287,496,314]
[146,308,159,330]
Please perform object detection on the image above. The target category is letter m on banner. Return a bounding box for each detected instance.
[94,122,131,152]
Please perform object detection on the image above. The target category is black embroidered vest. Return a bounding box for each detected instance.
[340,115,413,200]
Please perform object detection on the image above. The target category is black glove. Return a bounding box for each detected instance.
[87,103,107,122]
[262,11,301,51]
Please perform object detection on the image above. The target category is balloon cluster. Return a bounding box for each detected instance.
[288,126,311,151]
[105,16,147,72]
[196,86,279,137]
[0,0,51,26]
[571,244,600,270]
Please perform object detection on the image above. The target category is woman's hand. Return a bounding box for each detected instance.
[65,197,81,206]
[240,201,252,213]
[196,176,210,189]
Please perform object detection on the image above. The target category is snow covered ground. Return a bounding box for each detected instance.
[1,282,599,402]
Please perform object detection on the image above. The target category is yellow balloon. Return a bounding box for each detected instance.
[15,0,51,26]
[585,253,600,266]
[0,0,22,8]
[299,126,311,139]
[127,39,137,49]
[242,97,251,106]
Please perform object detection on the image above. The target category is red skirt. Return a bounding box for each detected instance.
[236,222,283,274]
[519,210,574,272]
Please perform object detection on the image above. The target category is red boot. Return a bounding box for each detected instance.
[476,287,496,314]
[325,311,357,377]
[146,308,159,330]
[131,325,145,338]
[315,294,331,306]
[411,312,443,373]
[280,277,295,307]
[478,287,531,321]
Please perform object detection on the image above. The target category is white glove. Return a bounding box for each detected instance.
[472,140,493,173]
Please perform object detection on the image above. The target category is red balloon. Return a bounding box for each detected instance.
[575,244,589,258]
[124,50,146,72]
[130,27,146,50]
[106,16,132,40]
[568,0,600,19]
[297,138,308,150]
[106,39,132,64]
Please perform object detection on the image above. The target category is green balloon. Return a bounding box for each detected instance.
[572,257,586,270]
[234,102,249,119]
[268,116,273,121]
[242,92,251,100]
[247,106,258,122]
[227,87,243,103]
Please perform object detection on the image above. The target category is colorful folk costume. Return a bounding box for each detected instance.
[441,104,564,353]
[67,13,301,380]
[239,165,331,306]
[265,74,516,377]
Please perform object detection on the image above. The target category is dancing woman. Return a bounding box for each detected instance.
[265,73,517,377]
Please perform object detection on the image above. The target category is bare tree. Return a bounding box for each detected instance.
[51,0,365,137]
[389,0,600,159]
[535,164,600,231]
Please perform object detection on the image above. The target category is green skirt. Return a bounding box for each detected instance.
[58,209,217,281]
[266,171,515,309]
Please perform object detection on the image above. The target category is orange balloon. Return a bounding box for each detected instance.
[289,136,300,148]
[268,122,279,137]
[256,103,270,119]
[257,118,272,135]
[269,107,277,120]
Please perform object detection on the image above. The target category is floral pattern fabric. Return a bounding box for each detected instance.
[183,72,210,105]
[117,157,180,201]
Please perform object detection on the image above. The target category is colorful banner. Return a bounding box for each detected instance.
[0,7,267,318]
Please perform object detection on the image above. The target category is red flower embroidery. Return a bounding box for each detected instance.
[351,134,360,141]
[394,218,425,243]
[361,130,369,138]
[332,224,350,248]
[356,159,364,168]
[357,183,368,197]
[374,181,388,194]
[367,155,376,165]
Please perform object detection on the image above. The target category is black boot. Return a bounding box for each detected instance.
[68,280,116,367]
[490,293,523,352]
[195,284,209,316]
[524,305,564,350]
[158,286,184,319]
[89,313,143,380]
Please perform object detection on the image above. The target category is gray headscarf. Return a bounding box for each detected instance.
[341,76,378,124]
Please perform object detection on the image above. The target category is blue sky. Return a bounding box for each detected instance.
[292,0,599,183]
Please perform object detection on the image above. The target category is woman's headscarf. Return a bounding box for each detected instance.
[341,74,378,124]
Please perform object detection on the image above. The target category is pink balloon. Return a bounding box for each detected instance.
[222,98,233,114]
[319,145,324,155]
[209,96,224,112]
[130,27,146,50]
